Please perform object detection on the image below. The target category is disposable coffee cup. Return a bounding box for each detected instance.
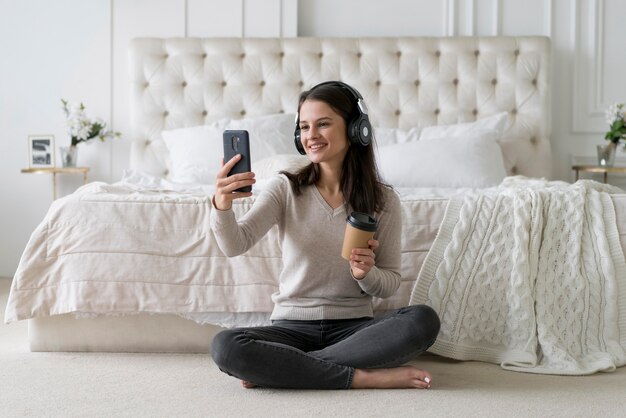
[341,212,378,260]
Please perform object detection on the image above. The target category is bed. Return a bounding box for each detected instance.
[6,37,625,365]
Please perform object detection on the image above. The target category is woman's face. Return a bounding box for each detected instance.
[298,99,349,167]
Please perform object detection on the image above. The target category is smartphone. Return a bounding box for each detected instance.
[223,129,252,192]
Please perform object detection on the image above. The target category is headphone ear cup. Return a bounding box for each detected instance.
[294,128,306,155]
[348,116,372,147]
[358,117,372,147]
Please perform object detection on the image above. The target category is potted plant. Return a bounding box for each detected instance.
[599,103,626,167]
[60,99,120,167]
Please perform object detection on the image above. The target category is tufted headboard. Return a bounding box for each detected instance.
[129,37,552,179]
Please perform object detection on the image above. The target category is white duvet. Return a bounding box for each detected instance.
[4,170,453,325]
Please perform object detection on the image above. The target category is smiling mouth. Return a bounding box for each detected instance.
[308,143,327,150]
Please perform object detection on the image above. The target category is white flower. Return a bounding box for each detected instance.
[605,103,625,125]
[61,99,120,146]
[604,102,626,144]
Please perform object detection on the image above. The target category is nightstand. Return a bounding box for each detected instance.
[572,165,626,184]
[21,167,89,199]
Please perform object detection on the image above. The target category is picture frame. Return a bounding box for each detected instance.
[28,135,55,168]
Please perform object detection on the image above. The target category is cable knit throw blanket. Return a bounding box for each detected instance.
[410,177,626,375]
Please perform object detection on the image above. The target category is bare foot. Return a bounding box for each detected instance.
[241,380,257,389]
[351,365,432,389]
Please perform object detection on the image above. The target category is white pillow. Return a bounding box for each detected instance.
[419,112,508,141]
[375,127,420,147]
[252,154,310,180]
[162,113,297,184]
[227,113,298,159]
[376,130,507,188]
[162,122,227,184]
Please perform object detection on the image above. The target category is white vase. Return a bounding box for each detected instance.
[59,145,78,167]
[596,143,616,167]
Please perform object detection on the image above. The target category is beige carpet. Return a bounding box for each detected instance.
[1,277,625,418]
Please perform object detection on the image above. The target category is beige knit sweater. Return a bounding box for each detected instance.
[210,175,402,321]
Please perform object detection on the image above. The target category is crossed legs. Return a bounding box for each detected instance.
[210,305,440,390]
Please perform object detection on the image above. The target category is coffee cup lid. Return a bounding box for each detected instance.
[347,212,378,232]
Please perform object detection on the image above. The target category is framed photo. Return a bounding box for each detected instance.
[28,135,55,168]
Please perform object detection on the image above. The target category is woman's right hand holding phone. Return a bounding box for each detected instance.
[213,154,256,211]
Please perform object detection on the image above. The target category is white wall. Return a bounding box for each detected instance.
[1,0,625,277]
[0,0,111,279]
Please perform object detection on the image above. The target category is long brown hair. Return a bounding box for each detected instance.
[280,82,390,214]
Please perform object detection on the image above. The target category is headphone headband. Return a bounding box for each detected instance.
[311,81,363,102]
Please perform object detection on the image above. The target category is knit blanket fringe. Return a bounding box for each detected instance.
[410,177,626,375]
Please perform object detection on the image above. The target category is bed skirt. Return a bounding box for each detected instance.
[28,313,223,353]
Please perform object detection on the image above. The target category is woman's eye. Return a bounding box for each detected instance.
[300,125,309,131]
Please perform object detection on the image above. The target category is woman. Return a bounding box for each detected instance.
[210,81,440,389]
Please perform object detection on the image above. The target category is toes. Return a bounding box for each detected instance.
[241,380,257,389]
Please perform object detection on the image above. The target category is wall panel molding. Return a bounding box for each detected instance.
[468,0,476,35]
[544,0,553,38]
[281,0,298,37]
[493,0,501,35]
[572,0,606,133]
[444,0,457,36]
[593,0,604,109]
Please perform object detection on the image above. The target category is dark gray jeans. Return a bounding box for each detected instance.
[210,304,440,389]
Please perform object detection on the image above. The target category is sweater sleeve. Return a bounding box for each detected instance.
[355,188,402,298]
[210,176,285,257]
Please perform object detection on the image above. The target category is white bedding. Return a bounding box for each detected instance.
[411,178,626,374]
[4,170,454,325]
[120,168,473,199]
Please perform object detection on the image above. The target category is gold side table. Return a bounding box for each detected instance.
[572,165,626,184]
[21,167,89,199]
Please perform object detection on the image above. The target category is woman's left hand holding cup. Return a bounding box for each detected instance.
[350,239,379,280]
